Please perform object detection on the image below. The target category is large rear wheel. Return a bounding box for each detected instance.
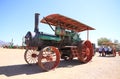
[38,46,60,71]
[78,40,93,63]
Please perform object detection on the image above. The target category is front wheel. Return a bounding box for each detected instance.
[38,46,60,71]
[78,40,93,63]
[24,49,39,65]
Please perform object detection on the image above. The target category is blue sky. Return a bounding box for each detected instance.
[0,0,120,46]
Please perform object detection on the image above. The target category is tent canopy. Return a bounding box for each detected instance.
[102,42,118,45]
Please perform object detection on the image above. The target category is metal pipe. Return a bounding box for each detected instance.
[43,17,55,32]
[87,28,89,40]
[34,13,40,33]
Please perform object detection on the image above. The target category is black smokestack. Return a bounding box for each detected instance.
[34,13,40,33]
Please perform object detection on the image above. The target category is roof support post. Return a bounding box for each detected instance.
[87,28,89,40]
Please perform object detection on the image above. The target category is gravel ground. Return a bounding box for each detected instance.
[0,48,120,79]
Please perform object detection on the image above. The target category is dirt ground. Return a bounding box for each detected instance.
[0,48,120,79]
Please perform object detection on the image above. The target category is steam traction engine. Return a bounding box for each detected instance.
[24,13,95,71]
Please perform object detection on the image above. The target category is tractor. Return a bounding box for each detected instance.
[24,13,95,71]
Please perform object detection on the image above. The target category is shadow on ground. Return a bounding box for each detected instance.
[0,64,41,76]
[0,59,83,77]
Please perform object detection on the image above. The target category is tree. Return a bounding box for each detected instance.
[113,40,120,51]
[114,40,119,44]
[97,37,111,46]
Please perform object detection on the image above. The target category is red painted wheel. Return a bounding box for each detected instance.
[24,49,39,65]
[38,46,60,71]
[78,40,93,63]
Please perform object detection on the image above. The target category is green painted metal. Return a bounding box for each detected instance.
[39,35,61,41]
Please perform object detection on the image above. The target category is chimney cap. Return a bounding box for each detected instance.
[35,13,40,15]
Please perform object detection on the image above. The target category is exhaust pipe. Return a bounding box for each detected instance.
[34,13,40,33]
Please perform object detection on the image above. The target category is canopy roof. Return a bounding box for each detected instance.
[102,42,118,45]
[41,14,95,32]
